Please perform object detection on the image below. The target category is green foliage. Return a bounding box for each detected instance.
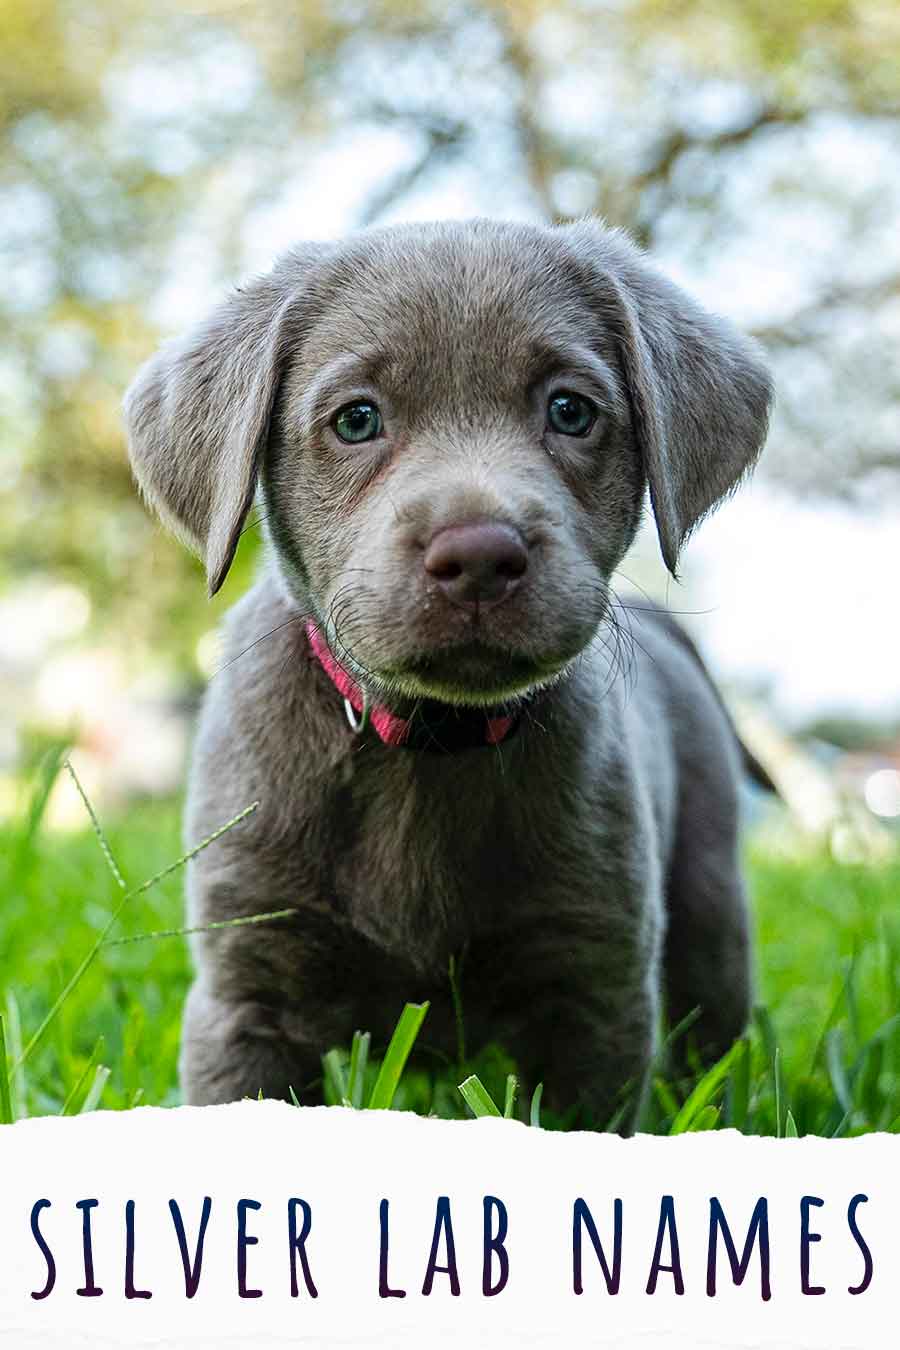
[458,1072,534,1122]
[321,1007,429,1111]
[668,1040,747,1135]
[366,1003,430,1110]
[631,0,898,109]
[0,755,262,1116]
[2,758,900,1133]
[0,1015,12,1124]
[458,1073,503,1119]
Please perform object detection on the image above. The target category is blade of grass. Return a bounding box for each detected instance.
[785,1109,799,1138]
[13,801,259,1072]
[79,1066,111,1114]
[754,1005,778,1069]
[503,1073,517,1119]
[653,1076,681,1121]
[104,907,297,946]
[849,1013,900,1112]
[347,1031,371,1110]
[63,759,127,891]
[774,1047,783,1139]
[61,1036,105,1115]
[669,1040,744,1135]
[603,1100,632,1134]
[458,1073,501,1118]
[322,1049,348,1105]
[12,744,67,879]
[726,1037,751,1131]
[825,1027,853,1116]
[654,1006,702,1073]
[809,955,860,1074]
[368,1002,429,1110]
[4,993,26,1120]
[530,1082,543,1128]
[688,1104,720,1132]
[859,1011,900,1049]
[0,1015,13,1125]
[844,949,861,1054]
[830,1109,852,1139]
[448,952,466,1072]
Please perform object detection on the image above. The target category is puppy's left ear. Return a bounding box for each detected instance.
[561,220,773,576]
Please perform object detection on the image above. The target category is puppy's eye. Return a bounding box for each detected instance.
[547,391,596,437]
[333,400,383,444]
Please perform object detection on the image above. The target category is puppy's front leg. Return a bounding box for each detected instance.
[477,899,662,1133]
[523,985,657,1133]
[180,979,324,1106]
[178,875,411,1106]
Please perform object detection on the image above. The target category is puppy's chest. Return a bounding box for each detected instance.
[297,745,642,976]
[304,752,560,966]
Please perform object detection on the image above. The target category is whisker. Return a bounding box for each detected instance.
[606,587,659,674]
[211,612,310,679]
[239,513,269,538]
[610,569,717,619]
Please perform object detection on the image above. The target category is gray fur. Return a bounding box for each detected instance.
[124,217,772,1127]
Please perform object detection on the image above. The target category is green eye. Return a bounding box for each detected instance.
[547,391,596,437]
[333,401,383,444]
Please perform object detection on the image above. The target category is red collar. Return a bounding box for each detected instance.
[305,621,516,751]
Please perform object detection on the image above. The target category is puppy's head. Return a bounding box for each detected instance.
[124,219,771,707]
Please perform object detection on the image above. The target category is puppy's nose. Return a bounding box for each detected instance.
[423,522,528,610]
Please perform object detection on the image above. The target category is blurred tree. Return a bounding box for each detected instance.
[2,0,898,674]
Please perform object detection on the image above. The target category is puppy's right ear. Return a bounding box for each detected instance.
[123,246,327,596]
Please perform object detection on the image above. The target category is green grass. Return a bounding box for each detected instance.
[2,752,900,1133]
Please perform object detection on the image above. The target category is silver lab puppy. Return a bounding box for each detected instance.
[124,218,773,1127]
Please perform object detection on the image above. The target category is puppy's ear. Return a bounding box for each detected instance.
[123,247,326,596]
[561,221,773,576]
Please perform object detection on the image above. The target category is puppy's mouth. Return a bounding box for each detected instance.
[372,640,572,709]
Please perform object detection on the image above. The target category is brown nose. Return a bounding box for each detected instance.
[423,522,528,610]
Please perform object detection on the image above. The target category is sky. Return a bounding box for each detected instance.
[645,483,900,728]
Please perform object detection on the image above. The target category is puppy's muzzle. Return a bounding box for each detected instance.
[423,521,528,611]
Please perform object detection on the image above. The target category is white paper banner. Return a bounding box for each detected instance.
[0,1102,892,1348]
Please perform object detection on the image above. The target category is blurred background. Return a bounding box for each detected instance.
[3,0,900,850]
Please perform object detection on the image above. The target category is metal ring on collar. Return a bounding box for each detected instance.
[344,696,370,734]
